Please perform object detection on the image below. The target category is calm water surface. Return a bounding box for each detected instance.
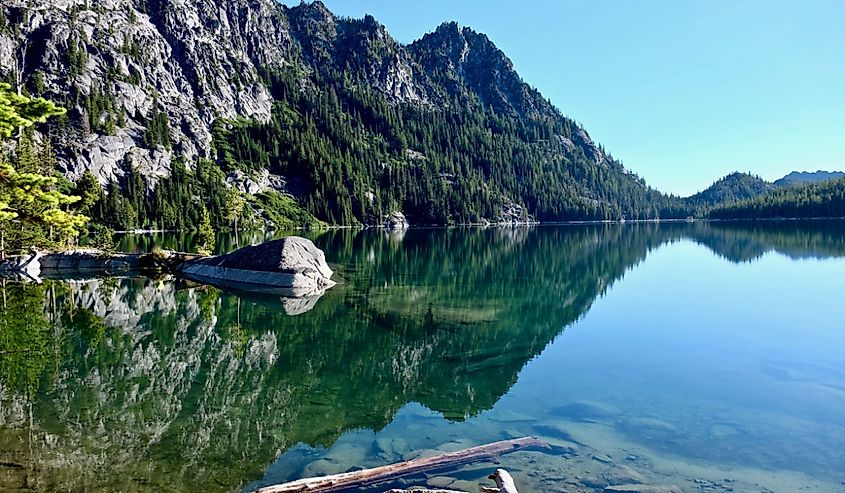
[1,223,844,492]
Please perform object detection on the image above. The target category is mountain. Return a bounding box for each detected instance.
[774,170,845,188]
[0,0,685,231]
[685,172,774,208]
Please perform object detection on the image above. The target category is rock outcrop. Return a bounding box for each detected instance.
[409,22,558,118]
[384,211,410,230]
[0,0,291,187]
[492,201,538,226]
[178,236,336,297]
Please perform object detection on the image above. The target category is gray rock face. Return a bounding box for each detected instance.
[288,4,430,105]
[496,201,537,225]
[2,0,442,190]
[573,127,606,165]
[1,0,290,187]
[179,236,336,297]
[226,169,287,195]
[384,211,410,230]
[409,22,557,118]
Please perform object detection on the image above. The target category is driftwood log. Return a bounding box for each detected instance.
[255,437,547,493]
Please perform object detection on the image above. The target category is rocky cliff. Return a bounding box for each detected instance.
[0,0,296,186]
[2,0,601,177]
[0,0,674,225]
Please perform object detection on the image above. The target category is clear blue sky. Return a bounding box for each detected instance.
[282,0,845,196]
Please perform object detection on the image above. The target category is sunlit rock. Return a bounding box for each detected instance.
[179,237,336,297]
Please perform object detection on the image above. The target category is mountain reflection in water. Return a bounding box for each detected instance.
[1,221,844,492]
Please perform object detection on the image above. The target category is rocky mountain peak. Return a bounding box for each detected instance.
[286,0,335,24]
[410,21,553,118]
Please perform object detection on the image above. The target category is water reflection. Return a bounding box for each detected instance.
[1,221,844,492]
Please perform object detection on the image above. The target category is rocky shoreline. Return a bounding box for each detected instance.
[0,237,336,297]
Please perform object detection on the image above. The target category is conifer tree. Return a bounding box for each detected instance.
[0,83,88,254]
[196,206,215,255]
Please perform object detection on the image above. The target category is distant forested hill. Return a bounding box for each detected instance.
[686,172,773,210]
[688,172,845,220]
[709,177,845,219]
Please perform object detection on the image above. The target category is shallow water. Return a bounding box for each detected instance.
[2,222,845,492]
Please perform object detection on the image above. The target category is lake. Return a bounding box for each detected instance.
[1,222,844,493]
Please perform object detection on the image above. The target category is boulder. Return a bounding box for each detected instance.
[178,237,336,297]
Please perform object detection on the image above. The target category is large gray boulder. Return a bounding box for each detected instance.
[178,237,336,297]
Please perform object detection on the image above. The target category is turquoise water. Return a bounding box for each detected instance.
[1,223,844,492]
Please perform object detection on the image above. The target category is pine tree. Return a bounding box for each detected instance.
[0,83,87,255]
[196,206,215,255]
[74,169,104,214]
[224,187,246,232]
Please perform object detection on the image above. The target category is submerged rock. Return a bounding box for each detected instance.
[618,417,679,435]
[302,458,345,478]
[540,437,578,455]
[178,237,336,297]
[374,437,409,459]
[553,400,621,420]
[602,465,647,486]
[604,485,682,493]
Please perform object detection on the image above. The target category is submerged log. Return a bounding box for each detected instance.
[255,437,547,493]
